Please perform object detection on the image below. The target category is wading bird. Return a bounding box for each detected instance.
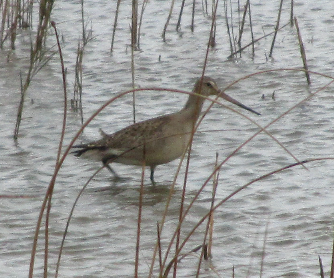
[72,76,260,184]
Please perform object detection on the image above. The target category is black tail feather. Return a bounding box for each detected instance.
[71,145,106,157]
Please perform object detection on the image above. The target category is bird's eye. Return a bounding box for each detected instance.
[206,82,213,87]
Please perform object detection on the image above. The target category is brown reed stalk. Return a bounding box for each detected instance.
[110,0,121,52]
[201,0,218,75]
[163,245,205,277]
[229,0,237,53]
[137,0,148,49]
[51,22,68,166]
[44,194,51,278]
[157,222,163,271]
[207,153,219,258]
[290,0,294,26]
[149,140,185,276]
[202,0,208,15]
[0,0,9,48]
[248,0,255,57]
[194,154,219,276]
[28,16,64,278]
[191,0,196,32]
[72,41,84,124]
[237,0,249,49]
[224,0,235,57]
[10,2,18,50]
[169,18,219,268]
[176,0,186,31]
[72,3,92,125]
[269,0,284,57]
[131,0,138,50]
[209,0,217,47]
[23,0,33,28]
[131,43,136,123]
[319,256,325,278]
[134,147,146,278]
[294,17,311,85]
[162,0,176,42]
[79,0,93,46]
[43,21,67,278]
[130,0,138,123]
[173,123,198,276]
[80,0,86,45]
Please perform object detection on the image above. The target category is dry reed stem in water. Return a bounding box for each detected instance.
[111,0,121,51]
[290,0,294,26]
[294,17,311,85]
[269,0,284,57]
[237,0,250,48]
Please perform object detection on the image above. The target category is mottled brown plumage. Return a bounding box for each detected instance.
[73,76,260,184]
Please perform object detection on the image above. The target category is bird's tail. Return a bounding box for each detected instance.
[71,144,106,157]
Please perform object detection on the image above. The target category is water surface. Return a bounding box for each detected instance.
[1,0,334,277]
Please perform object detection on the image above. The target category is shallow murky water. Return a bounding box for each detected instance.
[1,0,334,277]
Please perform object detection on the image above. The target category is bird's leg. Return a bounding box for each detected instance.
[105,164,120,179]
[102,157,120,179]
[150,166,156,185]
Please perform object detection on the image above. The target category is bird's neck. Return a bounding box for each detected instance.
[181,94,205,122]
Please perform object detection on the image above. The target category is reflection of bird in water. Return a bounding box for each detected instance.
[73,76,260,184]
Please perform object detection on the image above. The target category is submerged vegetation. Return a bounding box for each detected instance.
[1,0,333,277]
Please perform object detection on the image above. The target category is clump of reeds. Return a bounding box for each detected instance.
[71,41,85,125]
[71,0,93,126]
[0,0,33,50]
[13,0,55,140]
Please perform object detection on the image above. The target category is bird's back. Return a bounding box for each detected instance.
[73,110,195,166]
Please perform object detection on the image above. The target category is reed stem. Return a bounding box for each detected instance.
[111,0,121,52]
[269,0,284,57]
[131,0,138,50]
[176,0,186,31]
[294,17,311,85]
[162,0,176,42]
[237,0,249,49]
